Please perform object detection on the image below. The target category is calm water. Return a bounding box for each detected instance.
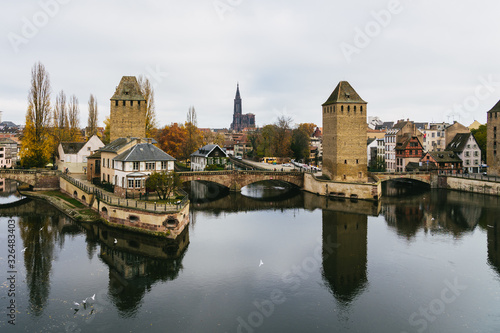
[1,181,500,333]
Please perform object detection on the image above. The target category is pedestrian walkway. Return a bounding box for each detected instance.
[62,173,188,212]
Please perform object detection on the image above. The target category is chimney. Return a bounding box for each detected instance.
[136,138,141,144]
[147,138,152,144]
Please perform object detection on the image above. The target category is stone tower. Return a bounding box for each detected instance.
[230,83,242,131]
[487,100,500,176]
[322,81,367,182]
[110,76,146,142]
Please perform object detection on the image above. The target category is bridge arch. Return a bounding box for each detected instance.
[370,172,432,185]
[0,169,60,190]
[178,171,304,192]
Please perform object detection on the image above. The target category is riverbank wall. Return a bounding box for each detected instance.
[56,176,190,239]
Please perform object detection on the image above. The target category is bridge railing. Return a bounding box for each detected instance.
[178,170,304,177]
[61,174,188,213]
[441,171,500,183]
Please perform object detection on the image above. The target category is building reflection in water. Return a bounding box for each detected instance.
[486,205,500,276]
[86,223,189,317]
[17,200,70,316]
[321,209,368,307]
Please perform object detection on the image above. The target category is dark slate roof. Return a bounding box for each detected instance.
[446,133,470,152]
[427,151,462,163]
[322,81,366,106]
[0,121,19,128]
[61,142,85,154]
[191,144,228,158]
[487,100,500,113]
[99,138,133,153]
[414,122,428,130]
[367,138,376,145]
[110,76,146,101]
[113,143,175,162]
[375,122,394,130]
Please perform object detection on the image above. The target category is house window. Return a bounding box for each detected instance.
[115,100,118,106]
[123,101,126,106]
[138,101,141,106]
[130,101,133,106]
[128,179,134,188]
[87,147,91,151]
[146,162,155,170]
[135,179,141,188]
[133,162,140,170]
[161,161,167,170]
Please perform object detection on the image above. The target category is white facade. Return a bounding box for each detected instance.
[385,129,397,172]
[57,135,104,173]
[459,135,482,173]
[112,160,174,188]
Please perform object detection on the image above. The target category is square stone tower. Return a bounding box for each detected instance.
[322,81,367,182]
[110,76,146,142]
[487,100,500,175]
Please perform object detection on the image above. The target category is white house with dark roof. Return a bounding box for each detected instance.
[111,141,176,197]
[56,135,104,173]
[191,144,228,171]
[446,133,481,173]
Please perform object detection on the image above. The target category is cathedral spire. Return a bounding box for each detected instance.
[235,83,241,100]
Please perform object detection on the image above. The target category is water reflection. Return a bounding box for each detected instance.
[381,184,483,239]
[83,223,189,317]
[17,201,69,316]
[0,178,23,204]
[321,211,367,306]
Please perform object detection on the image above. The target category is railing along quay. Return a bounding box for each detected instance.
[61,174,188,213]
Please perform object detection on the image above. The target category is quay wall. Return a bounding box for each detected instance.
[59,177,189,238]
[303,173,381,201]
[442,176,500,196]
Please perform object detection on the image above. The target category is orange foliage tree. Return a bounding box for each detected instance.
[156,123,188,159]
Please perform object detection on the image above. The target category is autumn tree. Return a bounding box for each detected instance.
[87,94,98,137]
[273,115,293,157]
[53,90,68,143]
[20,62,53,167]
[102,115,111,144]
[201,130,225,146]
[67,94,81,141]
[146,171,182,200]
[257,124,276,157]
[156,123,188,159]
[291,123,316,162]
[138,75,157,138]
[183,106,202,160]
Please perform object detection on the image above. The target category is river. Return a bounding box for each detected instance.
[1,180,500,332]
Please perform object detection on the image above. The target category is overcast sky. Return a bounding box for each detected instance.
[1,0,500,130]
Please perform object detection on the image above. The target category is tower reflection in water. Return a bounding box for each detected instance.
[86,223,189,316]
[322,209,368,307]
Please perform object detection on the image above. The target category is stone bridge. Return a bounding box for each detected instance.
[0,169,60,190]
[178,170,304,192]
[370,171,434,186]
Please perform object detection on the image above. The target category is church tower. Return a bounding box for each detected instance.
[322,81,367,182]
[110,76,146,142]
[230,84,242,131]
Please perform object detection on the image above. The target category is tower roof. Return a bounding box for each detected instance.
[111,76,146,101]
[322,81,366,106]
[487,100,500,113]
[235,83,241,100]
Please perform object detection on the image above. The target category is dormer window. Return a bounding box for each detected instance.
[345,93,350,99]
